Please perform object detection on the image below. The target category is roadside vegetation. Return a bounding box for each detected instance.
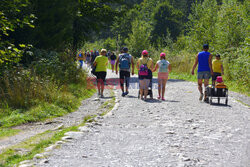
[85,0,249,95]
[0,0,122,137]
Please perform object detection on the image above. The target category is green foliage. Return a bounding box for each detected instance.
[103,38,116,51]
[0,0,34,70]
[151,1,183,43]
[125,19,151,57]
[187,0,219,52]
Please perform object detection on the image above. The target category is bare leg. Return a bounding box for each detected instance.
[158,78,162,98]
[198,79,203,94]
[101,80,105,96]
[144,79,150,100]
[139,80,144,99]
[97,79,101,95]
[204,79,209,99]
[162,79,168,99]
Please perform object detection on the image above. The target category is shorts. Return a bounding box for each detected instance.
[110,60,116,65]
[212,72,221,81]
[158,72,169,80]
[95,72,107,82]
[120,71,130,87]
[198,71,211,79]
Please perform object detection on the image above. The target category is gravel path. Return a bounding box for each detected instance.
[38,70,250,167]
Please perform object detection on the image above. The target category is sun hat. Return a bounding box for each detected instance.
[142,50,148,55]
[216,76,223,83]
[101,49,107,53]
[160,52,166,58]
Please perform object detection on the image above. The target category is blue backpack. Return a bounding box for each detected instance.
[119,54,130,69]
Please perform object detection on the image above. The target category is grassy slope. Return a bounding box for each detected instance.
[0,84,96,138]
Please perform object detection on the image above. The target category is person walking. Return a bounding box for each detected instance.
[110,52,117,73]
[212,54,224,86]
[93,49,109,98]
[77,50,85,69]
[152,52,171,101]
[191,44,213,102]
[116,47,135,97]
[137,50,154,100]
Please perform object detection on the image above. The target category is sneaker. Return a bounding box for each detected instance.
[157,96,161,100]
[199,93,203,101]
[100,95,104,98]
[122,92,126,97]
[162,98,165,101]
[124,91,129,95]
[204,96,209,103]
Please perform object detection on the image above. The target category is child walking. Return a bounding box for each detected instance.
[152,52,171,101]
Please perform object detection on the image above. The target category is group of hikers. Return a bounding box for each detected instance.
[77,50,117,71]
[77,44,224,102]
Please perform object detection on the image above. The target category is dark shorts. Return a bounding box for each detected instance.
[95,72,107,82]
[197,71,211,80]
[212,72,221,81]
[139,70,152,80]
[120,71,130,87]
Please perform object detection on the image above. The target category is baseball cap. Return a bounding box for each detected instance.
[160,52,166,57]
[122,47,128,52]
[142,50,148,55]
[203,44,209,49]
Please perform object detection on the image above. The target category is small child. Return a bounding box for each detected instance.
[215,76,227,89]
[212,54,224,85]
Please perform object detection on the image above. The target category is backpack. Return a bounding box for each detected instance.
[139,58,149,76]
[110,54,116,60]
[159,60,168,72]
[119,54,130,69]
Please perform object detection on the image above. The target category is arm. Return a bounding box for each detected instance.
[168,64,172,73]
[136,60,140,70]
[221,64,224,75]
[209,54,213,75]
[115,56,119,75]
[191,54,198,75]
[152,63,159,72]
[131,56,135,75]
[150,60,154,71]
[93,57,97,67]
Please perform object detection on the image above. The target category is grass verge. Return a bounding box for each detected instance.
[0,86,96,138]
[0,90,116,167]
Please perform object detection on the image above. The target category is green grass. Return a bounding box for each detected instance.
[0,129,21,139]
[0,90,116,167]
[0,86,96,133]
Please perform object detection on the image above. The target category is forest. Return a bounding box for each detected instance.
[0,0,249,132]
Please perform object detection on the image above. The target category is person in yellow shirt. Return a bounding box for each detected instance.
[212,54,224,85]
[93,49,109,98]
[136,50,154,100]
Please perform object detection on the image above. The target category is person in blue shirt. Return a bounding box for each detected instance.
[192,44,213,102]
[77,50,85,69]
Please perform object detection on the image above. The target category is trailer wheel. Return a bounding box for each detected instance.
[225,98,228,106]
[209,98,212,105]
